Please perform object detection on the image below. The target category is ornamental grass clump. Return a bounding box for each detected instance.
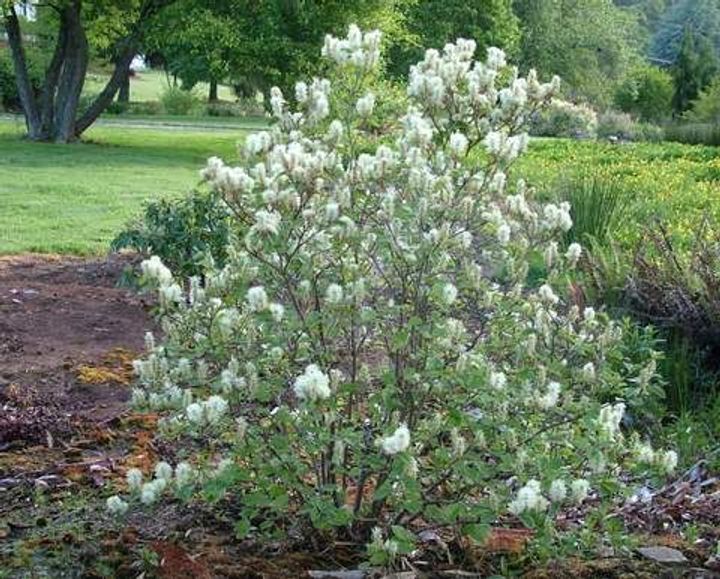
[111,25,674,562]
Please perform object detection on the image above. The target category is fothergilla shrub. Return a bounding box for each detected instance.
[108,26,675,566]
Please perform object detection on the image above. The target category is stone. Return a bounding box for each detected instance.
[637,546,689,565]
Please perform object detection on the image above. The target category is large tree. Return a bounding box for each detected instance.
[513,0,642,106]
[651,0,720,64]
[386,0,520,78]
[2,0,174,142]
[148,0,409,101]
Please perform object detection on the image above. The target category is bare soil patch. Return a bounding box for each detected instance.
[0,254,153,448]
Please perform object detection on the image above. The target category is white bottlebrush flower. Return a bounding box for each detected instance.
[154,461,174,482]
[185,402,204,424]
[175,462,195,487]
[598,402,625,438]
[325,283,344,305]
[544,242,559,268]
[141,255,173,286]
[581,362,596,382]
[566,242,582,266]
[253,209,282,235]
[356,93,375,117]
[106,495,129,516]
[293,364,331,401]
[159,283,184,306]
[583,307,596,323]
[537,381,561,409]
[508,479,549,514]
[659,450,678,474]
[538,284,559,305]
[269,302,285,322]
[570,479,590,504]
[635,442,656,464]
[441,282,458,306]
[325,202,340,221]
[205,395,229,424]
[497,223,511,245]
[549,479,567,503]
[126,468,143,491]
[449,131,468,157]
[140,480,165,505]
[381,424,411,455]
[327,119,344,141]
[247,286,269,312]
[490,370,507,390]
[486,46,507,69]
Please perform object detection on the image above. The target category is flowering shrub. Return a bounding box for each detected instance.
[529,98,598,139]
[111,25,674,563]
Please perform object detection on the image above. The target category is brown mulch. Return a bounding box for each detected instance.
[0,254,154,449]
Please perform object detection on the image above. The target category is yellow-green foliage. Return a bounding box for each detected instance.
[518,139,720,249]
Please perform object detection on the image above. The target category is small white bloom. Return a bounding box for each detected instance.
[186,402,204,424]
[566,242,582,266]
[381,424,411,455]
[269,302,285,322]
[549,479,567,503]
[126,468,143,491]
[141,255,173,286]
[247,286,269,312]
[581,362,596,382]
[570,479,590,504]
[154,461,173,482]
[326,283,344,305]
[537,381,561,409]
[253,209,282,235]
[293,364,331,401]
[659,450,678,474]
[106,495,129,515]
[509,479,549,514]
[441,283,458,306]
[490,370,507,390]
[497,223,511,245]
[449,131,468,157]
[598,402,625,438]
[175,462,194,487]
[538,284,559,305]
[356,93,375,117]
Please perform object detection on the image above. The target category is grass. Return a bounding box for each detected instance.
[83,69,236,103]
[0,122,242,255]
[1,123,719,256]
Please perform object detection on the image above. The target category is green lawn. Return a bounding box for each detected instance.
[0,122,242,255]
[83,69,236,103]
[1,120,718,256]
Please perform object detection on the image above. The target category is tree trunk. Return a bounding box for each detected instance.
[118,70,131,104]
[209,79,218,102]
[39,23,69,140]
[74,47,137,136]
[53,2,89,142]
[4,0,176,142]
[4,6,41,139]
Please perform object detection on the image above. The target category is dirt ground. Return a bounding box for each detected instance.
[0,254,152,445]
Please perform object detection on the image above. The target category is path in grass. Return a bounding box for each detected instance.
[0,121,245,255]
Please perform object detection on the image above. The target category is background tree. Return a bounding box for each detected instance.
[148,0,410,102]
[651,0,720,64]
[513,0,642,107]
[385,0,520,78]
[615,63,673,121]
[671,27,718,114]
[1,0,174,142]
